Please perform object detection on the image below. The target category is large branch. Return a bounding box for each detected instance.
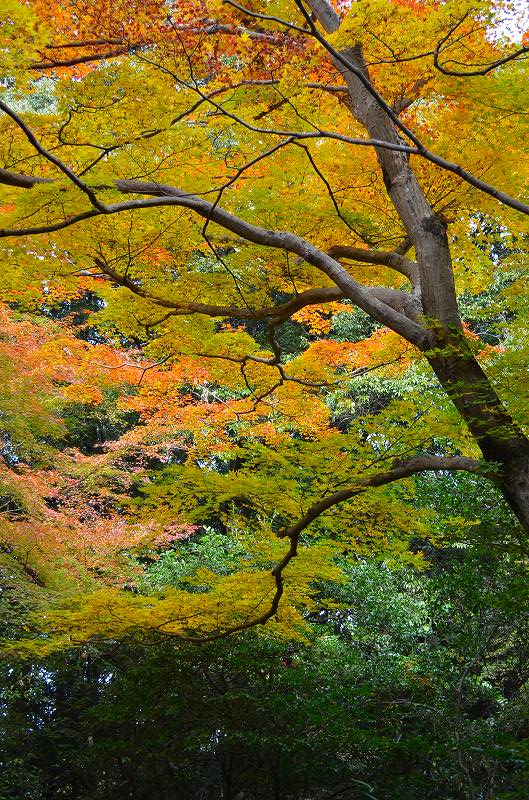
[279,455,485,540]
[0,168,52,189]
[170,453,485,642]
[328,244,420,287]
[0,172,429,346]
[91,183,428,337]
[96,257,419,322]
[31,47,130,69]
[95,259,347,321]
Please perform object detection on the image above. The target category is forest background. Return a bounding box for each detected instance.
[1,0,529,797]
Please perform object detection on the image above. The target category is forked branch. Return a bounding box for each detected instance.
[174,454,486,642]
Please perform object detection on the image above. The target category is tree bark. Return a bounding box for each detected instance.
[428,348,529,532]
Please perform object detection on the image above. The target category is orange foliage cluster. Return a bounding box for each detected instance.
[293,328,415,376]
[292,302,351,334]
[0,303,141,405]
[1,457,196,587]
[0,303,197,586]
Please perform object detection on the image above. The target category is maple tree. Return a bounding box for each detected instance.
[0,0,529,648]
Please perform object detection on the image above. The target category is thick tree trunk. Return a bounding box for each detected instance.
[498,456,529,534]
[428,347,529,532]
[333,45,461,329]
[329,41,529,532]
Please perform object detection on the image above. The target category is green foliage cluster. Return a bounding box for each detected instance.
[2,545,529,800]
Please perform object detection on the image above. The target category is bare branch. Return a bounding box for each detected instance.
[31,48,130,70]
[44,38,127,49]
[328,245,419,285]
[0,168,52,189]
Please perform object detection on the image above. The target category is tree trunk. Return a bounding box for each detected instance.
[330,40,529,532]
[428,346,529,532]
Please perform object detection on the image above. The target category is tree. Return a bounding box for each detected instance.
[1,0,529,642]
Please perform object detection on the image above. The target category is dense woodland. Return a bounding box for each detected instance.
[1,0,529,797]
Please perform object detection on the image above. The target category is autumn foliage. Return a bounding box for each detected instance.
[0,0,528,653]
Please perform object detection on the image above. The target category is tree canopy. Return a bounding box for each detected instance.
[0,0,529,800]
